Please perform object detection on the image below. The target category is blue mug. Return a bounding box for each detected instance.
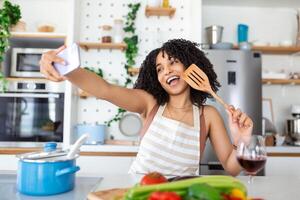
[75,124,106,145]
[237,24,249,43]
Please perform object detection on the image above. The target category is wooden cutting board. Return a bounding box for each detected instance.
[87,188,128,200]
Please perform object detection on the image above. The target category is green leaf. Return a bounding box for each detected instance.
[0,0,21,61]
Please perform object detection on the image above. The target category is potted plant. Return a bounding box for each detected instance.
[0,0,21,92]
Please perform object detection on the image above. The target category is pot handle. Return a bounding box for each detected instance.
[56,166,80,177]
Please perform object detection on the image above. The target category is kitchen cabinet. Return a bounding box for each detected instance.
[0,154,135,175]
[77,156,135,176]
[265,146,300,176]
[265,157,300,176]
[0,145,138,174]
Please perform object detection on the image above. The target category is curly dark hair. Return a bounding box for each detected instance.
[134,38,220,107]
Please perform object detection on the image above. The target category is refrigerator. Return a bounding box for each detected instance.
[199,49,262,175]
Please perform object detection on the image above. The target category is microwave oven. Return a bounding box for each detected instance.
[11,48,53,78]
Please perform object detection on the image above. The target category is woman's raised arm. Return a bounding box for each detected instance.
[40,46,155,115]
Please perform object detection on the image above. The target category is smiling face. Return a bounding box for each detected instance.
[155,51,190,95]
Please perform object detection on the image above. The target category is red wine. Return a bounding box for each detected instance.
[237,156,266,174]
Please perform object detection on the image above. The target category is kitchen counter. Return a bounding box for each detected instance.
[0,171,101,200]
[1,170,299,200]
[266,146,300,157]
[1,143,300,157]
[0,142,139,157]
[95,174,299,200]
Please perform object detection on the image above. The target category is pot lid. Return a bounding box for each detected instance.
[16,142,73,162]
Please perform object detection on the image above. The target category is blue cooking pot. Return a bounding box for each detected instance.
[16,143,80,196]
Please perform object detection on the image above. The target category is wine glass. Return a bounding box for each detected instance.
[236,135,267,183]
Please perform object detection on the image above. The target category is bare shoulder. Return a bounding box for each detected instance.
[202,105,222,121]
[203,105,219,115]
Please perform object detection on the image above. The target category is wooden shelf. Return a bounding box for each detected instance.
[233,45,300,54]
[79,42,127,51]
[6,77,47,81]
[79,90,92,98]
[11,32,66,39]
[145,6,176,18]
[127,67,140,76]
[262,79,300,85]
[253,46,300,54]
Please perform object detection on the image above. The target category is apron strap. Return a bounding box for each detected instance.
[200,106,208,160]
[139,104,159,138]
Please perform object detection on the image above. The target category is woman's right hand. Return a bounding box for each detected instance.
[39,45,67,82]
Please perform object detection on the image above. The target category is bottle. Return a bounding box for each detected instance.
[162,0,169,8]
[237,24,249,43]
[113,19,124,43]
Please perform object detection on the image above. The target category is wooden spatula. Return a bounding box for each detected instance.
[182,64,231,111]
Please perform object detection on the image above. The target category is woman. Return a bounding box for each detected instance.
[40,39,253,176]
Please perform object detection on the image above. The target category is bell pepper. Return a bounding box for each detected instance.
[148,191,182,200]
[186,183,222,200]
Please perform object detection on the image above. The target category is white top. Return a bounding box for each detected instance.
[129,104,201,176]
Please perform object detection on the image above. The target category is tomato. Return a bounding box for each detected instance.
[140,172,168,185]
[148,191,182,200]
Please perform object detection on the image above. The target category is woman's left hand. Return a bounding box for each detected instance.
[226,105,253,145]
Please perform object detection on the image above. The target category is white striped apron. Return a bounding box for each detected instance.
[129,104,201,176]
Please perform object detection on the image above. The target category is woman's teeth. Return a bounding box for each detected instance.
[167,76,180,85]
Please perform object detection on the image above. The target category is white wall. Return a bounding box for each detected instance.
[202,6,298,45]
[203,5,300,134]
[7,0,69,33]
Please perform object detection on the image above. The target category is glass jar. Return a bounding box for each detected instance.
[101,25,112,43]
[148,0,161,7]
[113,19,124,43]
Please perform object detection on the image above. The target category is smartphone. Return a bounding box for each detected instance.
[53,43,80,75]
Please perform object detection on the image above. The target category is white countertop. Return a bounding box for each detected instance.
[0,142,139,153]
[81,145,300,154]
[95,174,300,200]
[0,171,101,200]
[266,146,300,153]
[1,171,300,200]
[2,142,300,155]
[81,145,300,153]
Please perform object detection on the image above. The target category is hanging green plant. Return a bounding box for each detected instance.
[84,66,104,78]
[105,2,141,127]
[0,0,21,92]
